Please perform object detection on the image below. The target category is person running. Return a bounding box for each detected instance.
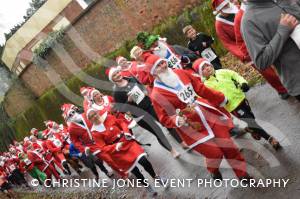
[61,103,120,177]
[107,67,181,158]
[183,25,222,70]
[86,87,137,129]
[43,122,72,175]
[192,58,281,150]
[87,108,165,197]
[145,54,250,181]
[25,142,61,186]
[0,166,16,199]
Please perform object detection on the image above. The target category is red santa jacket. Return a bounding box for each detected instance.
[91,114,145,173]
[151,69,233,148]
[27,150,48,172]
[120,61,140,78]
[91,95,135,128]
[215,14,245,61]
[0,169,7,186]
[234,9,251,62]
[19,156,34,172]
[33,140,53,162]
[4,157,19,174]
[68,113,94,153]
[45,138,63,154]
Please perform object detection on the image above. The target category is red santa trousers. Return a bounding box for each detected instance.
[193,124,247,178]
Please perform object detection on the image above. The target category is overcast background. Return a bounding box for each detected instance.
[0,0,31,45]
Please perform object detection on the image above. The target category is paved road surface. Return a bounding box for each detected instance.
[21,84,300,199]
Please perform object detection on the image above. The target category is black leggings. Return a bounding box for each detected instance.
[9,169,27,186]
[147,105,183,144]
[233,100,271,140]
[295,95,300,102]
[136,105,174,152]
[80,154,109,177]
[131,156,156,186]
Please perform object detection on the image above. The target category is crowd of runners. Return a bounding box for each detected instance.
[2,0,300,198]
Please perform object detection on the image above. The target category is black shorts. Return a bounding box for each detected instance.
[1,182,12,192]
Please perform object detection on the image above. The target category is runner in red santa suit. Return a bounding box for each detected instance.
[13,141,24,154]
[146,54,249,180]
[61,104,117,177]
[3,152,29,187]
[87,108,164,196]
[29,134,61,175]
[44,121,72,175]
[0,161,15,199]
[25,142,60,185]
[86,87,137,130]
[116,55,156,87]
[213,0,246,60]
[30,128,40,138]
[39,129,65,174]
[233,1,289,99]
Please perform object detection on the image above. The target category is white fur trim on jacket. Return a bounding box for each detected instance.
[213,0,229,15]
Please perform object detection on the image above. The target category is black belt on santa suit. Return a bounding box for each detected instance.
[110,133,151,147]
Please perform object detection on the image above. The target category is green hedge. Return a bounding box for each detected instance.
[1,1,226,147]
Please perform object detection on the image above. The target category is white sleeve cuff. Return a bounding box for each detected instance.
[220,97,228,107]
[116,143,122,151]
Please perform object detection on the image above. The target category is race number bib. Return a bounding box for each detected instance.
[129,85,145,105]
[167,54,182,69]
[201,48,217,62]
[291,24,300,49]
[155,41,182,69]
[24,158,32,166]
[177,84,197,104]
[53,139,62,147]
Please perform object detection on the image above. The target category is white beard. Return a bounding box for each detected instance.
[158,68,180,88]
[69,113,83,123]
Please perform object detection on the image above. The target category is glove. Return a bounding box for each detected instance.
[241,83,250,92]
[78,153,82,157]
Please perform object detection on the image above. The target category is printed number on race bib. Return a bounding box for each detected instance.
[177,85,196,104]
[24,158,31,166]
[201,48,217,62]
[129,85,145,105]
[167,55,181,69]
[291,24,300,49]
